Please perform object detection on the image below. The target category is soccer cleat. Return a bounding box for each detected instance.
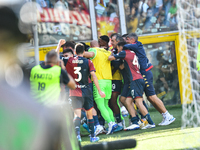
[141,123,156,129]
[138,119,148,129]
[159,115,176,126]
[94,125,104,136]
[83,123,90,133]
[90,136,100,143]
[124,124,140,131]
[114,125,123,132]
[77,135,82,142]
[107,122,118,135]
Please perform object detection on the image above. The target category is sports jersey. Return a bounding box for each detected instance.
[113,50,143,82]
[123,41,153,74]
[64,56,95,97]
[88,47,112,80]
[30,65,69,105]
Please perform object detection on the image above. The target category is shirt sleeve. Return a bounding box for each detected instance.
[88,48,97,60]
[113,51,126,59]
[88,60,96,72]
[123,43,138,52]
[60,69,70,85]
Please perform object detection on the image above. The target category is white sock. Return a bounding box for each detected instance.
[163,111,171,118]
[118,122,122,126]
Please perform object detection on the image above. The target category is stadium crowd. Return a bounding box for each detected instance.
[30,32,176,143]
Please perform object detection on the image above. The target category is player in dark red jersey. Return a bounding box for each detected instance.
[108,41,155,130]
[64,43,105,142]
[124,33,175,126]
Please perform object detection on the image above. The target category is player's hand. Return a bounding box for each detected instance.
[99,91,105,98]
[58,39,66,46]
[59,60,65,70]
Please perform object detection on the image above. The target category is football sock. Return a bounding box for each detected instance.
[115,113,121,123]
[88,119,95,137]
[74,117,81,135]
[93,115,100,126]
[131,117,139,125]
[144,113,154,125]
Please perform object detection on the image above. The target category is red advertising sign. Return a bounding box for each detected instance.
[37,8,91,27]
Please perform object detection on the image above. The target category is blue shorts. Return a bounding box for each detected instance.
[127,79,145,100]
[89,82,93,99]
[70,96,93,111]
[112,80,122,93]
[121,83,130,97]
[142,70,156,97]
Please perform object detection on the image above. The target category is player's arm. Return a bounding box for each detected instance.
[56,39,66,56]
[108,51,126,61]
[83,52,95,58]
[108,55,116,61]
[90,71,105,98]
[59,59,66,70]
[84,48,97,59]
[61,69,76,90]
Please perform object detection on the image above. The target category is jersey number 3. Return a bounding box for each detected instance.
[74,67,82,82]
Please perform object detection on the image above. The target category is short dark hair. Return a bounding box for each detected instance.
[122,33,128,38]
[63,48,74,55]
[61,41,75,49]
[100,35,110,43]
[116,36,125,42]
[117,41,127,47]
[75,43,85,55]
[110,33,119,39]
[45,50,59,64]
[127,33,138,41]
[80,42,90,51]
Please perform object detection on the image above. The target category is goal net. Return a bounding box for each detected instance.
[177,0,200,148]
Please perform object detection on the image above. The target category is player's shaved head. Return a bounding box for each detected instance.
[45,50,59,64]
[90,40,99,48]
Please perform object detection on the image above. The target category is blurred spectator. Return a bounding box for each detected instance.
[167,0,177,27]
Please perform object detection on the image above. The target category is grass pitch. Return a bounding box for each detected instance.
[80,105,200,150]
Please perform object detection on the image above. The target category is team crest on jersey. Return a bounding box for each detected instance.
[131,90,135,98]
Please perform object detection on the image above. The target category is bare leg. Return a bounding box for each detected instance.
[125,97,136,117]
[147,95,167,114]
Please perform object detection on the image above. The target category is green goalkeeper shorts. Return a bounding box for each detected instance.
[93,79,112,100]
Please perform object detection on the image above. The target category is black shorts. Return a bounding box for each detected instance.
[70,96,93,111]
[112,80,122,93]
[121,83,130,97]
[127,79,145,100]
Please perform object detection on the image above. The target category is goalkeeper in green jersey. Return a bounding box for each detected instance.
[197,43,200,71]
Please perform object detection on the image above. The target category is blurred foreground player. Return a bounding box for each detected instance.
[0,5,80,150]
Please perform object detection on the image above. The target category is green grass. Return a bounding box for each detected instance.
[80,105,200,150]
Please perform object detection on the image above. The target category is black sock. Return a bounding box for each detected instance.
[74,117,81,135]
[115,113,121,123]
[88,119,95,137]
[131,117,139,125]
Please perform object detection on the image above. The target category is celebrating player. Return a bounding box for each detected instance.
[64,43,105,142]
[124,33,175,125]
[109,41,156,130]
[84,40,118,135]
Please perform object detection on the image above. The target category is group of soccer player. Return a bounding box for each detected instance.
[30,32,176,143]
